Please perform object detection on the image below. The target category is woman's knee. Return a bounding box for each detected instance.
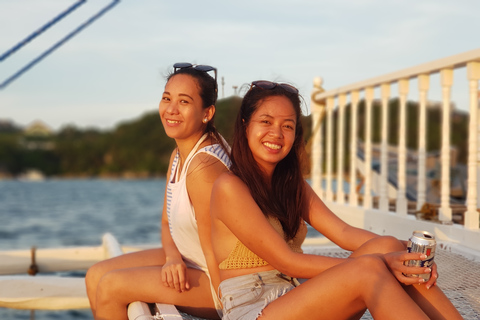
[363,235,404,254]
[85,260,110,292]
[379,235,404,250]
[95,270,123,304]
[352,254,390,278]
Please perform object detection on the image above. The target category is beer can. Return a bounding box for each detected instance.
[404,230,436,281]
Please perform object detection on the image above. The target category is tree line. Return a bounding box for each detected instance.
[0,96,244,178]
[0,95,468,179]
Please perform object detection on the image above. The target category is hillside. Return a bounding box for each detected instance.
[0,96,244,178]
[2,95,465,179]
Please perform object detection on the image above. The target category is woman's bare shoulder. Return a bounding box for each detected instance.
[212,172,252,206]
[186,160,228,190]
[213,171,244,190]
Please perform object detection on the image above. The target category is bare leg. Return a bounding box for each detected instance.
[350,236,462,319]
[95,265,219,320]
[259,255,429,320]
[85,248,167,317]
[403,283,462,320]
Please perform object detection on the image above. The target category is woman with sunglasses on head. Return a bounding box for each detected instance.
[85,63,230,320]
[210,80,462,319]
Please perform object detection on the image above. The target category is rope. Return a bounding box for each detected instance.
[0,0,87,62]
[0,0,121,90]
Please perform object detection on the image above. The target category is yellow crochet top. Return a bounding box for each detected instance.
[219,217,308,270]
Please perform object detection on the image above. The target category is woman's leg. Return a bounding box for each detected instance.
[85,248,166,317]
[259,255,429,320]
[350,236,462,320]
[95,265,219,320]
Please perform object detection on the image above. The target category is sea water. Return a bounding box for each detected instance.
[0,179,166,320]
[0,179,325,319]
[0,179,166,251]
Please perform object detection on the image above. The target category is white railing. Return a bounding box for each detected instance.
[310,48,480,252]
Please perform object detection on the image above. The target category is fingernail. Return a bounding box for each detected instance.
[425,268,431,273]
[420,254,427,259]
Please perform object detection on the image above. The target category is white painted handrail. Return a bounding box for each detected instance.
[364,87,374,209]
[396,79,408,216]
[416,75,429,211]
[466,62,480,229]
[310,48,480,253]
[336,93,346,204]
[349,91,360,206]
[313,48,480,101]
[325,97,334,201]
[379,83,390,212]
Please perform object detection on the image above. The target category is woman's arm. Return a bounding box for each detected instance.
[211,173,348,279]
[303,182,378,251]
[161,150,188,292]
[303,183,436,286]
[186,153,229,294]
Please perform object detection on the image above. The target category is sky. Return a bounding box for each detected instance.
[0,0,479,131]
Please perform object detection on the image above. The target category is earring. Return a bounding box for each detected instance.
[203,118,208,123]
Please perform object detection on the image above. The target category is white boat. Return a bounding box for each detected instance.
[2,48,480,319]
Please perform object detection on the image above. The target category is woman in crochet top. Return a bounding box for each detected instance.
[210,80,462,320]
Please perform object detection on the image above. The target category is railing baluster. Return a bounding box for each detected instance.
[417,75,430,210]
[310,78,325,196]
[337,94,346,204]
[439,69,453,222]
[310,49,480,252]
[349,91,360,206]
[326,97,335,201]
[379,84,390,212]
[397,79,409,216]
[364,88,374,208]
[466,62,480,229]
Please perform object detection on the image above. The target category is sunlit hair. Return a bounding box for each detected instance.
[230,83,307,240]
[166,66,228,151]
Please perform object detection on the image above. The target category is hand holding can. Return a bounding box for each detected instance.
[404,230,436,281]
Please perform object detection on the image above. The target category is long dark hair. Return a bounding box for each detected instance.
[230,83,307,240]
[166,66,228,152]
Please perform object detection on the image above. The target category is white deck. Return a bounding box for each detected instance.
[304,244,480,320]
[1,234,480,319]
[129,243,480,320]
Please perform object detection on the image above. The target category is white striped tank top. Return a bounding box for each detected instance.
[166,133,231,272]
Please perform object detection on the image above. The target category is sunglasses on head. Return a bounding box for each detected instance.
[173,62,217,83]
[250,80,299,94]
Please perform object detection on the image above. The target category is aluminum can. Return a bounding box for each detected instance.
[404,230,436,281]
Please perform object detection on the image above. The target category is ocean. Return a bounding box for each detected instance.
[0,179,167,320]
[0,179,324,319]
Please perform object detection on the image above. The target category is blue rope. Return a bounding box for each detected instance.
[0,0,87,62]
[0,0,120,90]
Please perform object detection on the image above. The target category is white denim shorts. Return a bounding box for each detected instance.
[219,270,297,320]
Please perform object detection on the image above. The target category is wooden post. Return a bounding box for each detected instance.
[397,79,409,216]
[465,62,480,229]
[349,91,360,206]
[379,84,390,212]
[326,97,335,201]
[439,69,453,222]
[417,74,430,210]
[310,77,325,196]
[364,87,374,209]
[337,93,346,204]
